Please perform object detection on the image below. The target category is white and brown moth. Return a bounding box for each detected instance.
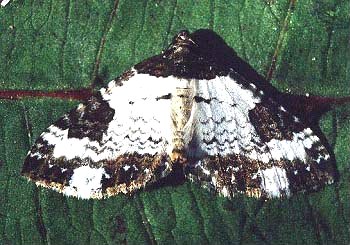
[22,30,338,199]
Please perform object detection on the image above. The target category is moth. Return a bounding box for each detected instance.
[22,29,340,199]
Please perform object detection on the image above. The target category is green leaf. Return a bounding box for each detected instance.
[0,1,349,244]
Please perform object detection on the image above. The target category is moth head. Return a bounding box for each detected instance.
[172,30,197,48]
[163,30,197,61]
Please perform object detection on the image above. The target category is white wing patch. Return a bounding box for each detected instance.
[189,76,328,164]
[1,0,11,7]
[102,72,198,157]
[101,72,173,156]
[189,76,262,158]
[266,128,321,163]
[40,70,192,162]
[258,166,290,197]
[62,165,109,199]
[41,125,112,162]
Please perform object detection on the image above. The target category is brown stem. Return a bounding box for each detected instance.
[278,92,350,126]
[0,88,93,100]
[308,95,350,107]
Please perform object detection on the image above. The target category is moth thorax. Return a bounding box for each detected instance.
[170,86,194,163]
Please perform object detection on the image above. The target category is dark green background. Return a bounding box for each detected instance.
[0,1,349,244]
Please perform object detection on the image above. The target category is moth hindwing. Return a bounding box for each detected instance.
[22,29,337,199]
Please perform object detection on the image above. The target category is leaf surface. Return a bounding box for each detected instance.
[0,1,349,244]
